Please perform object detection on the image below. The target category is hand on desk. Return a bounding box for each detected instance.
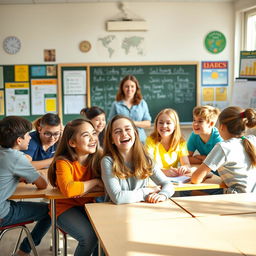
[163,166,191,177]
[146,193,167,204]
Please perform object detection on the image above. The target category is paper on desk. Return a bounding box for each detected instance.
[167,176,191,184]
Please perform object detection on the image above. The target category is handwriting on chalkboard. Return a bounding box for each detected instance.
[90,64,198,122]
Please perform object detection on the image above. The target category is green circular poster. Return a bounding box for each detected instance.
[204,31,226,54]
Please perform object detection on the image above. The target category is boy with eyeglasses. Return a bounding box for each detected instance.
[22,113,62,170]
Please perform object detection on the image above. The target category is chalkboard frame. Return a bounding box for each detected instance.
[88,62,200,124]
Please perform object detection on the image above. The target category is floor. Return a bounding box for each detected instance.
[0,217,77,256]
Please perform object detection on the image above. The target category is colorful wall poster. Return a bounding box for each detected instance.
[202,61,228,86]
[204,31,226,54]
[216,87,227,101]
[14,65,29,82]
[31,79,57,115]
[202,87,214,101]
[5,82,30,116]
[31,65,46,77]
[239,51,256,78]
[0,90,4,115]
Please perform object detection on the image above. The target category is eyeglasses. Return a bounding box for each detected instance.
[43,132,60,139]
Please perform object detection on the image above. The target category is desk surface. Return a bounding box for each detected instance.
[9,182,47,199]
[198,213,256,256]
[171,193,256,217]
[85,201,242,256]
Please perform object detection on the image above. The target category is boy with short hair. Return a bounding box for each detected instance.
[188,105,223,164]
[0,116,51,256]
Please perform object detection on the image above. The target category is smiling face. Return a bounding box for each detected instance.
[69,122,98,156]
[157,113,175,139]
[91,113,106,133]
[122,80,137,100]
[192,115,213,135]
[38,124,61,146]
[111,118,135,153]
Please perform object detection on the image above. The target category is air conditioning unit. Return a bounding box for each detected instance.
[106,20,148,31]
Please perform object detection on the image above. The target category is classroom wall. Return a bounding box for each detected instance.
[0,1,235,106]
[0,2,234,65]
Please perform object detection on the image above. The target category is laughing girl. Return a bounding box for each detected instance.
[101,115,174,204]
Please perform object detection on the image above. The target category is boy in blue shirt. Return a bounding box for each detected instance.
[188,105,223,164]
[0,116,51,256]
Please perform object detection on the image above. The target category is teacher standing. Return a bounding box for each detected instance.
[108,75,152,143]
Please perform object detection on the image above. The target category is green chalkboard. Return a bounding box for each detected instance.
[89,63,198,123]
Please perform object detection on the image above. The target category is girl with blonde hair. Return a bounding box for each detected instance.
[145,108,191,177]
[101,115,174,204]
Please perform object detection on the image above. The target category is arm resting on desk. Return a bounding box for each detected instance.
[191,163,212,184]
[33,175,48,189]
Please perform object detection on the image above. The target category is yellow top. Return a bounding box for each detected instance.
[145,136,188,169]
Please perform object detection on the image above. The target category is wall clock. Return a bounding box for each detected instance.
[79,40,91,53]
[3,36,21,54]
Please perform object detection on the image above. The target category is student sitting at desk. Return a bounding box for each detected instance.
[22,113,62,170]
[0,116,51,256]
[48,119,103,256]
[80,106,106,148]
[192,106,256,193]
[145,108,191,178]
[101,115,174,205]
[188,105,222,164]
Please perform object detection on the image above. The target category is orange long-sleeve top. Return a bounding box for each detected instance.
[54,159,94,217]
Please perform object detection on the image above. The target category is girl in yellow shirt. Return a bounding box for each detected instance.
[145,108,191,177]
[48,119,103,256]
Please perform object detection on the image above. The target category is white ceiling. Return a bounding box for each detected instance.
[0,0,236,4]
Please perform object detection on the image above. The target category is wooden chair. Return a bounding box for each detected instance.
[0,220,38,256]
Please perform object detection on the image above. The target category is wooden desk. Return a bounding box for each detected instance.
[198,213,256,256]
[9,182,47,199]
[173,174,226,191]
[171,193,256,217]
[85,201,242,256]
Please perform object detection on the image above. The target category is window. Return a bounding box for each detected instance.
[245,9,256,50]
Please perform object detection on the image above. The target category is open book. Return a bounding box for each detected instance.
[167,176,191,185]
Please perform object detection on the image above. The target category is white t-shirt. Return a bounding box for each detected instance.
[204,135,256,193]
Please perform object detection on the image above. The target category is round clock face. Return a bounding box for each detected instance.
[79,40,91,53]
[3,36,21,54]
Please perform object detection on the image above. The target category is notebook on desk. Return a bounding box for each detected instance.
[168,176,191,185]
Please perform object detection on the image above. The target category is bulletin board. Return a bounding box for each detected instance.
[0,64,57,121]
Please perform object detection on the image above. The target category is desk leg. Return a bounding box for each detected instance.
[98,240,102,256]
[50,199,58,256]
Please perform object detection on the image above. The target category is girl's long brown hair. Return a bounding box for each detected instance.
[116,75,142,105]
[103,115,153,179]
[219,106,256,167]
[48,119,102,187]
[149,108,185,150]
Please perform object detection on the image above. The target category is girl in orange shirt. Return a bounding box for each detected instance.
[48,119,103,256]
